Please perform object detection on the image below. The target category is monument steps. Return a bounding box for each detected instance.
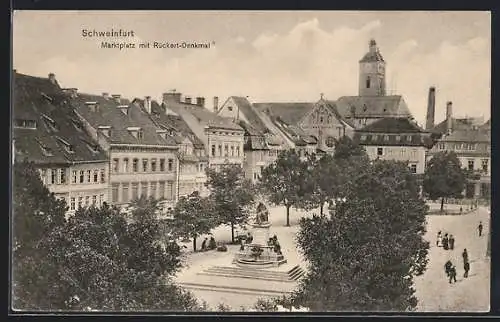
[198,265,306,282]
[177,282,293,296]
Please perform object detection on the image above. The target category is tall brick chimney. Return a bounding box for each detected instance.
[144,96,152,114]
[48,73,56,84]
[111,94,121,104]
[163,92,182,104]
[213,96,219,113]
[446,101,453,134]
[196,97,205,107]
[425,87,436,130]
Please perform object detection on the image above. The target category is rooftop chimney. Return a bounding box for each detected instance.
[102,92,110,100]
[48,73,56,84]
[185,96,192,104]
[213,96,219,113]
[425,87,436,130]
[144,96,152,114]
[196,97,205,107]
[163,92,182,104]
[111,94,121,104]
[446,101,453,134]
[369,39,377,53]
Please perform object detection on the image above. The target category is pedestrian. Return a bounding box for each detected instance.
[462,248,469,264]
[478,222,483,237]
[448,265,457,284]
[201,238,208,251]
[436,231,443,247]
[209,236,217,250]
[443,234,449,250]
[444,260,452,277]
[449,234,455,250]
[460,206,463,214]
[464,261,470,278]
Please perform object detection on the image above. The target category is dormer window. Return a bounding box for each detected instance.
[372,135,378,141]
[156,129,167,139]
[98,125,111,138]
[384,135,389,141]
[41,114,58,132]
[72,119,83,132]
[228,106,233,111]
[85,101,99,113]
[36,139,53,156]
[14,119,37,129]
[56,136,74,153]
[360,135,367,141]
[127,127,143,139]
[41,92,53,102]
[118,105,129,115]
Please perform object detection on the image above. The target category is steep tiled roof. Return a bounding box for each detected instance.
[354,132,429,147]
[72,93,177,146]
[335,96,411,119]
[357,117,426,133]
[439,130,490,143]
[253,102,314,125]
[237,121,269,151]
[149,102,205,148]
[359,50,385,63]
[167,102,243,131]
[230,96,269,133]
[13,72,107,165]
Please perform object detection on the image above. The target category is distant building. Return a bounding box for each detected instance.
[72,92,180,208]
[427,101,491,199]
[162,92,245,172]
[353,117,432,174]
[13,72,109,214]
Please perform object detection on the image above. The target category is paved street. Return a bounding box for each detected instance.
[175,205,490,311]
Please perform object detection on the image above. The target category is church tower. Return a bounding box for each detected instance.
[358,39,386,96]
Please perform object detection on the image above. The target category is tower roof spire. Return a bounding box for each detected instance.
[360,39,385,63]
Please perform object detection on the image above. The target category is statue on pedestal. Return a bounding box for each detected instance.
[255,202,269,225]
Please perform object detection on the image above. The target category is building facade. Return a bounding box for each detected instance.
[72,92,180,209]
[13,72,109,214]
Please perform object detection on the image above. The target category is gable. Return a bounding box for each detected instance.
[299,100,345,128]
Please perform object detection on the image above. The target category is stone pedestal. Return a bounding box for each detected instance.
[251,222,271,245]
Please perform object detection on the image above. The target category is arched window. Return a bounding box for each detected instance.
[325,136,335,148]
[366,76,371,89]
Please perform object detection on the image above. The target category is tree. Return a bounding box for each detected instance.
[12,161,201,311]
[293,160,429,311]
[170,191,216,251]
[423,151,466,211]
[205,164,255,243]
[333,135,368,160]
[259,149,311,226]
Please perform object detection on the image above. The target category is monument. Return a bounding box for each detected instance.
[233,202,287,268]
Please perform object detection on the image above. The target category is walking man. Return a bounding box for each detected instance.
[436,231,443,247]
[462,248,469,264]
[478,222,483,237]
[449,234,455,250]
[443,234,449,250]
[464,261,470,278]
[444,260,452,277]
[449,264,457,284]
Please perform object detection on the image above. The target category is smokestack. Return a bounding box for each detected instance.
[102,92,109,100]
[425,87,436,130]
[163,92,182,104]
[446,101,453,134]
[111,94,121,104]
[145,96,152,114]
[213,96,219,113]
[48,73,56,84]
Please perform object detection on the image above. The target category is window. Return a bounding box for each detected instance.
[395,135,401,141]
[224,144,229,156]
[168,159,174,171]
[87,170,92,183]
[79,170,84,183]
[468,160,474,171]
[132,183,139,199]
[366,76,371,88]
[150,182,157,199]
[14,119,37,129]
[377,147,383,156]
[482,159,489,173]
[133,159,139,172]
[78,196,83,209]
[320,116,324,123]
[211,144,216,156]
[100,169,105,183]
[122,183,129,203]
[160,159,165,171]
[218,144,222,156]
[236,146,240,157]
[141,182,148,197]
[72,170,77,184]
[159,181,165,199]
[360,135,367,141]
[167,181,174,200]
[384,135,389,141]
[123,158,129,172]
[326,136,335,148]
[70,197,75,210]
[99,194,104,206]
[372,135,378,141]
[137,129,144,140]
[92,195,97,205]
[151,159,157,172]
[93,170,98,183]
[142,159,148,172]
[59,169,66,184]
[113,159,119,172]
[406,135,412,142]
[228,106,233,111]
[409,164,417,174]
[438,143,445,150]
[85,196,90,207]
[231,146,235,157]
[112,184,119,202]
[50,169,56,184]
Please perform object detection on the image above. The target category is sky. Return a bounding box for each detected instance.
[13,11,491,126]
